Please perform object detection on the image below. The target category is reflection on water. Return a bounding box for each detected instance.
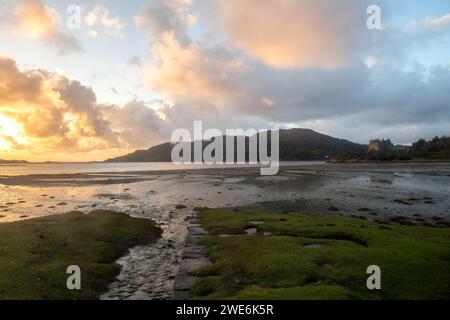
[1,163,449,224]
[0,171,267,223]
[0,161,326,176]
[371,175,393,184]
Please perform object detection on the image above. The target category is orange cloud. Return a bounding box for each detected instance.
[14,0,54,37]
[0,55,119,160]
[218,0,371,69]
[9,0,81,54]
[0,55,175,162]
[144,31,246,100]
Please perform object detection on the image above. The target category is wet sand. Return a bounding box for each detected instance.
[0,163,449,299]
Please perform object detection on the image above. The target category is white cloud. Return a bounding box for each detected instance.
[85,6,126,38]
[135,0,197,42]
[424,13,450,28]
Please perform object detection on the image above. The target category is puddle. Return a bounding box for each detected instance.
[223,178,246,184]
[248,221,265,225]
[95,193,135,200]
[371,175,393,184]
[245,228,257,234]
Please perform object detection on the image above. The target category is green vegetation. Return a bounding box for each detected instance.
[330,136,450,162]
[0,211,161,300]
[410,136,450,160]
[193,209,450,300]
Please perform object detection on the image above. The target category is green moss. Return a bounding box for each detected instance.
[0,210,161,300]
[193,209,450,300]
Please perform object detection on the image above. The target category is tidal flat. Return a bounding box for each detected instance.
[0,163,449,299]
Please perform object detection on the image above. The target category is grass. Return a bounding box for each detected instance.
[0,210,161,300]
[192,209,450,300]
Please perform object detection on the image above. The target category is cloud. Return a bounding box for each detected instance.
[100,100,168,148]
[0,134,27,150]
[135,0,197,42]
[144,31,247,101]
[424,13,450,28]
[6,0,81,54]
[0,55,51,109]
[136,0,450,145]
[0,54,165,159]
[128,55,142,67]
[85,5,126,38]
[0,55,184,161]
[383,13,450,63]
[3,0,450,161]
[217,0,373,69]
[261,98,275,108]
[0,55,118,154]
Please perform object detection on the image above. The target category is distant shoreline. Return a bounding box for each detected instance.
[2,159,450,165]
[328,159,450,164]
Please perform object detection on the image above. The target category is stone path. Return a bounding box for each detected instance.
[173,215,211,300]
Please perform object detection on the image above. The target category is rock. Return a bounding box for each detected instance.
[189,226,207,236]
[182,248,206,259]
[173,290,191,300]
[179,258,211,275]
[173,275,197,291]
[248,221,265,225]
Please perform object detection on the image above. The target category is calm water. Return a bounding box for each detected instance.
[1,162,448,225]
[0,161,326,176]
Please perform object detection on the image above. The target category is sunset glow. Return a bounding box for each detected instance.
[0,0,449,162]
[0,114,27,149]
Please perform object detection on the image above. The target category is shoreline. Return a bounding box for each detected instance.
[2,162,450,187]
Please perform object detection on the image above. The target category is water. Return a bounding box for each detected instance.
[0,161,326,176]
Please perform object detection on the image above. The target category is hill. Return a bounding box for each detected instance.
[105,142,174,162]
[278,128,367,160]
[105,128,367,163]
[0,159,28,164]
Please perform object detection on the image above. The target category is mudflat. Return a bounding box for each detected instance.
[1,163,449,299]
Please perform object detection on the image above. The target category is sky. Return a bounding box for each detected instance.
[0,0,449,162]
